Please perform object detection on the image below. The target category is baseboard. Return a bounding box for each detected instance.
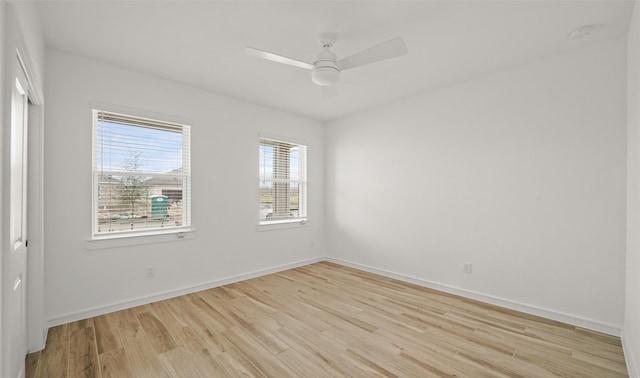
[46,254,623,338]
[622,328,639,378]
[326,256,622,336]
[27,324,48,353]
[47,256,324,328]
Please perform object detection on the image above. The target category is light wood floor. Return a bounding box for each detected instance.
[27,261,628,377]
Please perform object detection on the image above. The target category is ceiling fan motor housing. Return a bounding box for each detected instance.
[312,49,340,86]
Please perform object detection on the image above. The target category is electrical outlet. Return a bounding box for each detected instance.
[310,241,315,248]
[145,266,156,278]
[463,263,473,274]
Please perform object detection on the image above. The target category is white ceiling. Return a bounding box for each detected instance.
[35,1,633,122]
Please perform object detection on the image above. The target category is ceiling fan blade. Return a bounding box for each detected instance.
[336,37,407,71]
[321,85,339,100]
[245,47,313,70]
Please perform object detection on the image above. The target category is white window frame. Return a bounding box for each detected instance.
[258,134,308,230]
[91,109,192,240]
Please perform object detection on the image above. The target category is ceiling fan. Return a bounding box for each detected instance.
[245,33,407,96]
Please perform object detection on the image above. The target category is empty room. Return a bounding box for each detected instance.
[1,0,639,376]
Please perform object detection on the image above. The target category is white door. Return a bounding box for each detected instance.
[5,56,29,378]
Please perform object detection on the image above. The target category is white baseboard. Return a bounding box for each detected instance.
[622,328,639,378]
[47,256,324,328]
[46,255,623,338]
[326,256,622,336]
[26,324,48,353]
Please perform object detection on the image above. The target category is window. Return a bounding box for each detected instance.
[92,110,191,237]
[259,136,307,224]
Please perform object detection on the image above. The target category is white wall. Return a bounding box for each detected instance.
[44,49,325,324]
[625,1,640,376]
[326,38,627,334]
[11,1,44,86]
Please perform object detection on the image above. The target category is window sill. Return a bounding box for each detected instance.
[86,229,196,250]
[257,219,308,232]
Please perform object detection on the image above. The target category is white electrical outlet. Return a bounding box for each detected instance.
[145,266,156,278]
[463,263,473,274]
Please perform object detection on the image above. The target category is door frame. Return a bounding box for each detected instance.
[15,42,46,354]
[22,48,45,353]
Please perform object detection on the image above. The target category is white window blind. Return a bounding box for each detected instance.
[92,110,191,236]
[259,137,307,224]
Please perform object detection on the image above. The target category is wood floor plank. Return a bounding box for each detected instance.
[150,300,190,336]
[118,326,170,377]
[68,326,100,378]
[103,308,139,331]
[157,346,206,377]
[397,350,463,378]
[136,311,177,354]
[227,296,282,332]
[342,348,398,377]
[273,315,345,357]
[515,342,629,377]
[276,348,337,378]
[216,347,267,377]
[33,324,69,378]
[222,326,295,377]
[191,291,235,327]
[166,295,236,353]
[273,326,349,377]
[25,350,40,378]
[28,262,629,377]
[68,318,94,334]
[93,314,121,355]
[130,303,154,315]
[576,326,624,346]
[572,348,629,375]
[99,348,133,378]
[300,294,378,333]
[170,326,228,375]
[189,295,233,332]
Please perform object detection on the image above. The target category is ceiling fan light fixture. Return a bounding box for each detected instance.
[312,66,340,86]
[245,33,407,93]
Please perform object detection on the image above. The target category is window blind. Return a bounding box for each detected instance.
[259,137,307,223]
[92,110,191,235]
